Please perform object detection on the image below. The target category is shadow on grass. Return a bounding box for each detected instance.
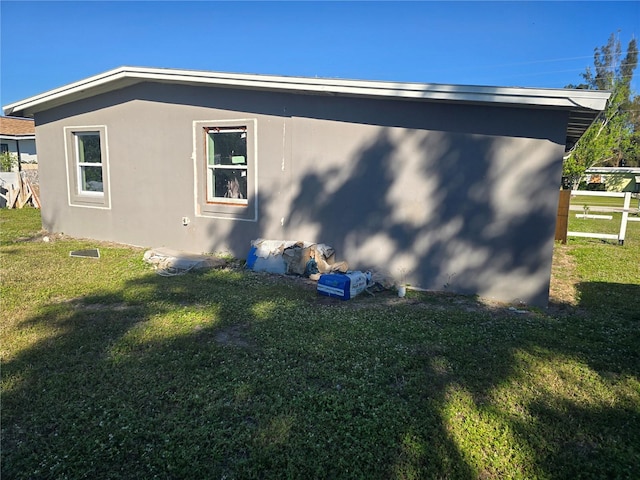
[576,281,640,320]
[2,263,640,479]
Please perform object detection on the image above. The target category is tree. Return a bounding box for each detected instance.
[0,152,18,172]
[563,33,638,188]
[622,94,640,166]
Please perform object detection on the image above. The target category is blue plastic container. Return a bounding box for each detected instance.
[317,272,369,300]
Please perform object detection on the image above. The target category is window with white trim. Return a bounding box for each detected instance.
[75,132,104,194]
[206,126,248,204]
[194,119,257,220]
[64,126,110,208]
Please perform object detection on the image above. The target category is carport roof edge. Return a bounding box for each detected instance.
[3,66,610,145]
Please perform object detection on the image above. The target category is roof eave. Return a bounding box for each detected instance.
[3,67,611,146]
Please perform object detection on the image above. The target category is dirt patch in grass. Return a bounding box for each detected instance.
[215,323,254,348]
[18,224,584,319]
[549,243,579,309]
[14,230,63,243]
[13,229,145,251]
[76,302,136,312]
[247,265,565,317]
[49,297,138,313]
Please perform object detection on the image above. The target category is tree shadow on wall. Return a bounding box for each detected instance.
[286,127,562,306]
[201,112,640,475]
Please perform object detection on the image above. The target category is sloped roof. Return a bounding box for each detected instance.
[0,116,36,137]
[3,66,611,148]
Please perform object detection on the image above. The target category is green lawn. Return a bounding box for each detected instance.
[567,191,640,239]
[1,208,639,479]
[568,211,640,238]
[570,195,624,208]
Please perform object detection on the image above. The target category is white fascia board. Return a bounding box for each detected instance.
[3,66,612,116]
[111,67,612,109]
[0,134,36,141]
[3,68,134,116]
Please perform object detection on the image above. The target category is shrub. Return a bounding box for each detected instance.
[0,152,18,172]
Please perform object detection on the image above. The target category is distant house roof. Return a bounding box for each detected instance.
[586,167,640,174]
[2,66,611,148]
[0,116,36,139]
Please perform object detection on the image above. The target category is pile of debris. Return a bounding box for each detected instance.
[0,171,40,209]
[246,239,348,280]
[247,239,395,300]
[142,240,397,300]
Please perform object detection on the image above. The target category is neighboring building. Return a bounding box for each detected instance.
[3,66,610,306]
[0,116,37,169]
[583,167,640,193]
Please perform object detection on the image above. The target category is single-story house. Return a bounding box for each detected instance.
[0,116,37,169]
[583,167,640,192]
[3,66,610,306]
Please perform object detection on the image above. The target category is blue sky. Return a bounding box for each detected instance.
[1,1,639,107]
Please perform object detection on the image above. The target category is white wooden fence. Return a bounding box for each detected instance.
[568,190,638,245]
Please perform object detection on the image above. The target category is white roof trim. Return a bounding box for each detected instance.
[586,167,640,174]
[0,134,36,141]
[3,66,611,117]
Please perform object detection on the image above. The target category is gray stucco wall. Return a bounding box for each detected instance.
[35,82,568,306]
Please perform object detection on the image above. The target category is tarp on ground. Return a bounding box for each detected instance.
[246,239,348,276]
[144,247,226,276]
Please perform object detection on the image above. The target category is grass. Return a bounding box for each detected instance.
[2,208,640,479]
[569,192,640,209]
[569,211,639,237]
[567,190,640,239]
[570,196,622,208]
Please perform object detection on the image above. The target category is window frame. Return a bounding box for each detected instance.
[74,131,104,196]
[205,126,249,205]
[64,126,111,209]
[193,119,257,221]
